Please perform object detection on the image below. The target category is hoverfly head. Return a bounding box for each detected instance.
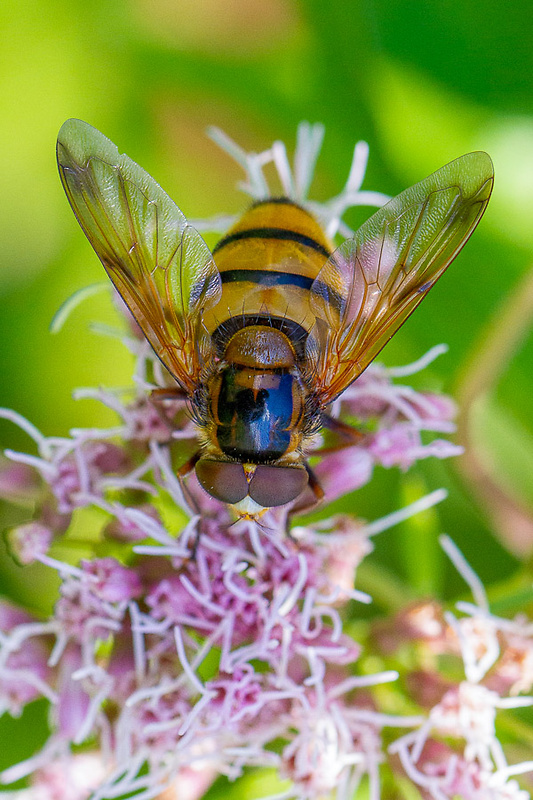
[195,459,309,514]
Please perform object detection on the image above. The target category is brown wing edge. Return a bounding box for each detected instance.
[307,152,494,405]
[56,119,222,392]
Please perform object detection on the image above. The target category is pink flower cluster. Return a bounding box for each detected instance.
[0,124,531,800]
[1,329,530,799]
[314,344,462,503]
[384,537,533,800]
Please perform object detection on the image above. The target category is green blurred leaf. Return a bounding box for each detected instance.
[397,476,444,596]
[0,699,49,788]
[366,0,533,112]
[470,394,533,508]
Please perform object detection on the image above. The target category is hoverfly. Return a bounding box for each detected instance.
[57,119,493,518]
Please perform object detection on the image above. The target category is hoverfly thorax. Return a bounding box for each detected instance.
[56,119,493,518]
[211,326,306,463]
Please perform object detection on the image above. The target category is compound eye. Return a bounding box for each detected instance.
[195,459,249,504]
[249,465,309,508]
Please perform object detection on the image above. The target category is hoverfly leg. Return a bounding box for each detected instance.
[177,451,201,478]
[150,386,189,401]
[320,413,365,444]
[286,463,324,536]
[177,452,203,557]
[148,387,189,441]
[305,463,325,504]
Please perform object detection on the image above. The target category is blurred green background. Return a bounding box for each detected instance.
[1,0,533,621]
[1,0,533,796]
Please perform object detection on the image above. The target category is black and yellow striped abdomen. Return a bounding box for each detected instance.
[202,199,334,354]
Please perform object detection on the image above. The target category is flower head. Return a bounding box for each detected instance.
[388,537,533,800]
[0,124,529,800]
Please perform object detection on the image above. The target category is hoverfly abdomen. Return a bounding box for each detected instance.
[202,199,334,342]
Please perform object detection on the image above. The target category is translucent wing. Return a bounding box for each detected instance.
[57,118,222,392]
[307,151,494,404]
